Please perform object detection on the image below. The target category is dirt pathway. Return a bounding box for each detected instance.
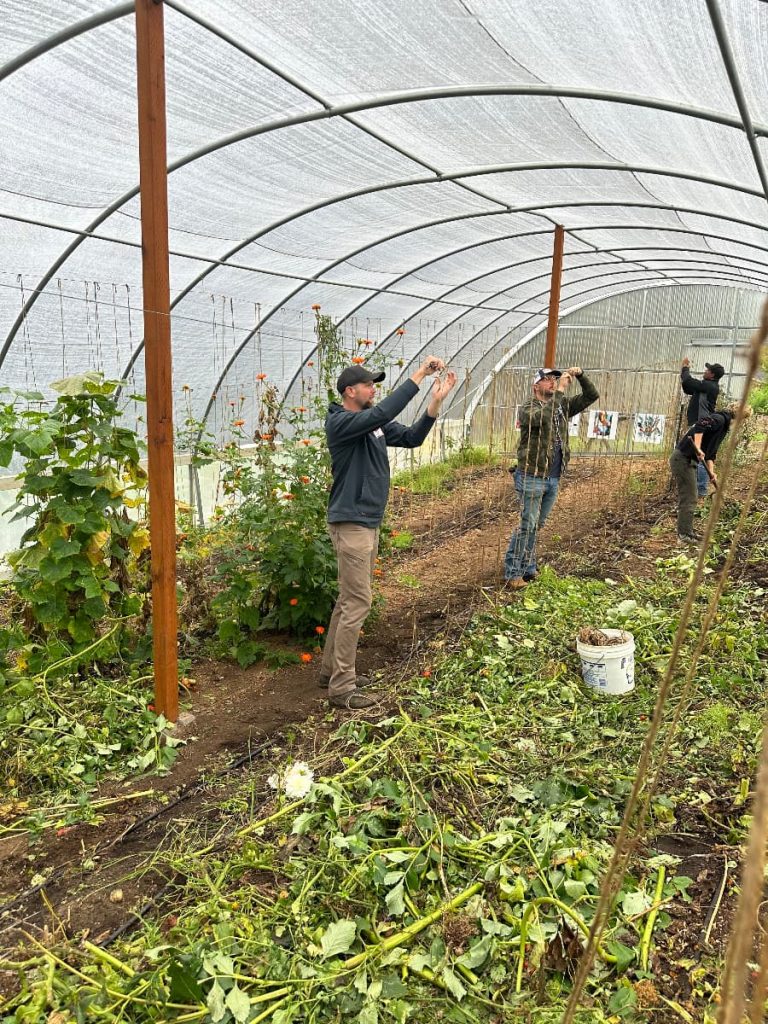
[0,454,731,964]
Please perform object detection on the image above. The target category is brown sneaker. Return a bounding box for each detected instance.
[503,577,528,591]
[318,673,372,690]
[329,689,379,710]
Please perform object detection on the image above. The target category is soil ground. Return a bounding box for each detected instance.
[1,452,765,1014]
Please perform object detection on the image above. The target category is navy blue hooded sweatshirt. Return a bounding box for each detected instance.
[325,379,436,527]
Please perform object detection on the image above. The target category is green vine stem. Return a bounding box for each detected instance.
[516,897,618,993]
[343,881,484,971]
[640,866,666,970]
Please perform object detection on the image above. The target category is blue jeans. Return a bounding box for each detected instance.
[696,460,709,498]
[504,471,560,580]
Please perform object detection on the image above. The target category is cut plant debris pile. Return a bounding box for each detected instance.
[576,627,630,647]
[9,554,767,1023]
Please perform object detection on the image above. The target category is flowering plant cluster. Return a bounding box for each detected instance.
[179,309,400,658]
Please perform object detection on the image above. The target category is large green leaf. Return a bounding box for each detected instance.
[320,919,357,958]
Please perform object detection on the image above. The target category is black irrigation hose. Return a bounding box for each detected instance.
[0,739,275,940]
[96,878,179,948]
[115,740,272,845]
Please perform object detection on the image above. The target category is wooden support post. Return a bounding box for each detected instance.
[135,0,178,721]
[544,224,565,368]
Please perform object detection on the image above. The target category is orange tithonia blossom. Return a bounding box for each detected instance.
[289,597,298,606]
[256,372,267,381]
[299,475,310,484]
[311,304,321,311]
[300,652,313,663]
[283,493,295,500]
[233,419,245,427]
[315,625,325,635]
[352,356,365,365]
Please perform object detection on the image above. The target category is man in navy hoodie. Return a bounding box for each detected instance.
[321,357,457,709]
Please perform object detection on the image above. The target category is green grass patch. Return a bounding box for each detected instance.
[392,446,497,494]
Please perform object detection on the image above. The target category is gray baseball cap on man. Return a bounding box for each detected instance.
[336,365,386,393]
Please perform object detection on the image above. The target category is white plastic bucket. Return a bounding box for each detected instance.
[576,629,635,695]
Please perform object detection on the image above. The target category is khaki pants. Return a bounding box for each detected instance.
[321,523,379,697]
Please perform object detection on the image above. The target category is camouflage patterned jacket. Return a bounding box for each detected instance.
[516,373,599,477]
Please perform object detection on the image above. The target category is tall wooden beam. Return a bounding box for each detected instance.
[135,0,178,721]
[544,224,565,367]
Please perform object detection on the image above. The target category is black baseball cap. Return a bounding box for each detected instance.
[706,362,725,380]
[337,365,386,393]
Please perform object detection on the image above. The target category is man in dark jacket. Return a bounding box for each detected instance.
[321,357,457,709]
[669,404,741,543]
[681,358,724,497]
[503,366,599,588]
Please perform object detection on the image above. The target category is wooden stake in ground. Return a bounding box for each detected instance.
[135,0,178,721]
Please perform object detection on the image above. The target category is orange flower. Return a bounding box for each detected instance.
[301,439,311,446]
[293,406,308,413]
[311,304,321,311]
[283,493,295,500]
[362,339,373,347]
[299,475,310,484]
[422,669,432,679]
[256,372,267,381]
[289,597,299,606]
[300,652,313,663]
[233,419,245,427]
[307,360,315,367]
[315,625,325,635]
[390,530,399,538]
[261,433,273,441]
[373,568,382,576]
[352,356,365,365]
[396,328,406,336]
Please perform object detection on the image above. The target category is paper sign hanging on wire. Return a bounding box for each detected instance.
[587,409,619,441]
[633,413,665,445]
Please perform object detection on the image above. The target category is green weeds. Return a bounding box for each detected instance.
[15,553,766,1021]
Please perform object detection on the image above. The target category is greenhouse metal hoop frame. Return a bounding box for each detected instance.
[2,0,767,719]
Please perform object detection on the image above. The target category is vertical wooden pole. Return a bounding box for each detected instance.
[544,224,565,368]
[135,0,178,721]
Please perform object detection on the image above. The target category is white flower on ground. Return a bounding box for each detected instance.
[267,773,279,790]
[284,762,314,799]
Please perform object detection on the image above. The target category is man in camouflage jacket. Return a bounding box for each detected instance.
[503,366,599,587]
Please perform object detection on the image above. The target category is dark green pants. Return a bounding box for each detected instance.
[670,449,697,536]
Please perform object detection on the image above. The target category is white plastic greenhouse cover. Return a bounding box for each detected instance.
[1,0,767,429]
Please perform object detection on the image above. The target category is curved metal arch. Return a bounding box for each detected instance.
[0,3,134,84]
[384,258,768,417]
[360,244,768,392]
[459,277,763,424]
[102,157,767,379]
[271,197,768,412]
[6,73,768,371]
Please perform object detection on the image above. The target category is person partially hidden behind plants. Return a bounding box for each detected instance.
[669,402,752,544]
[503,366,599,589]
[321,357,457,709]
